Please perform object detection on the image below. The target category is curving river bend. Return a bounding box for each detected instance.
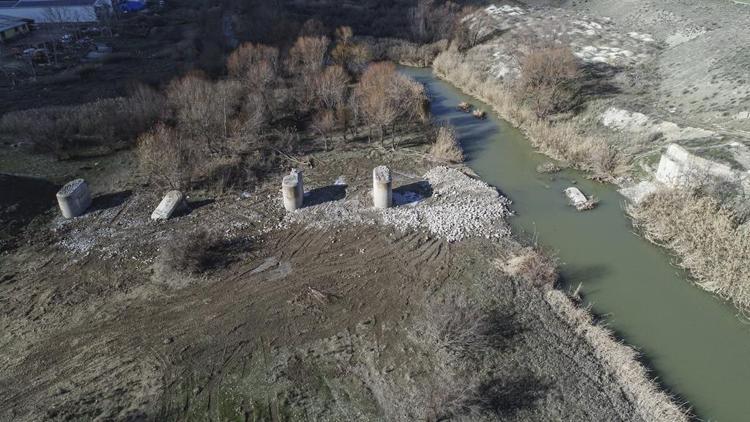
[402,66,750,422]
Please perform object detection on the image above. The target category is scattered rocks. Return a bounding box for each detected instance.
[285,167,513,242]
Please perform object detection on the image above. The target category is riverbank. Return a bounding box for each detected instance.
[430,8,750,313]
[0,118,687,420]
[405,65,750,421]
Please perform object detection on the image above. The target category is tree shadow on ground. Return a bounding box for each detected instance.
[482,309,527,352]
[201,236,255,272]
[304,185,347,207]
[462,373,550,418]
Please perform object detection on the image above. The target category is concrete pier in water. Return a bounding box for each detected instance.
[372,166,392,209]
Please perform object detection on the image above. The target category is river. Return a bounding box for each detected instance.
[402,66,750,421]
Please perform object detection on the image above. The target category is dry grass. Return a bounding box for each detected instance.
[136,123,200,190]
[0,85,164,155]
[165,73,244,153]
[429,123,464,163]
[628,188,750,312]
[361,37,449,67]
[545,290,690,422]
[503,247,558,288]
[360,293,517,421]
[433,50,623,179]
[536,161,561,173]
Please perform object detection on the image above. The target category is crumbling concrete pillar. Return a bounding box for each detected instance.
[151,190,187,220]
[56,178,92,218]
[282,171,304,211]
[372,165,392,209]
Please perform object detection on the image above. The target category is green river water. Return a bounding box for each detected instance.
[403,67,750,422]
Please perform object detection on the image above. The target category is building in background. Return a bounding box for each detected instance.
[0,14,32,42]
[0,0,112,23]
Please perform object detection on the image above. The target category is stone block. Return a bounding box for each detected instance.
[564,187,588,207]
[56,179,91,218]
[151,190,187,220]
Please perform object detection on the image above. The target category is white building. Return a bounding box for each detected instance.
[0,0,112,23]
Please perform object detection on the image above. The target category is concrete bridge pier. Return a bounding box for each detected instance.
[372,166,392,209]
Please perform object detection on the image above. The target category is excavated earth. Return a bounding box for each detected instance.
[0,141,681,420]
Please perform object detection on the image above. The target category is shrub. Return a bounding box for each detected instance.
[313,65,349,110]
[361,37,448,66]
[165,73,243,153]
[629,188,750,312]
[429,123,464,163]
[161,230,217,275]
[353,61,429,142]
[515,45,582,119]
[287,36,330,75]
[0,86,164,155]
[419,297,512,364]
[137,123,201,190]
[503,247,558,288]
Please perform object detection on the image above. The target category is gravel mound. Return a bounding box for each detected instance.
[285,167,513,242]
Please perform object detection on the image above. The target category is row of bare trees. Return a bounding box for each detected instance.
[138,27,429,191]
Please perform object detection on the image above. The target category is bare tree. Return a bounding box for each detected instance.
[165,73,243,153]
[514,45,582,119]
[137,124,200,190]
[353,62,428,144]
[331,27,371,74]
[409,0,463,43]
[314,65,349,110]
[287,36,330,75]
[226,43,279,108]
[299,18,327,37]
[312,110,336,151]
